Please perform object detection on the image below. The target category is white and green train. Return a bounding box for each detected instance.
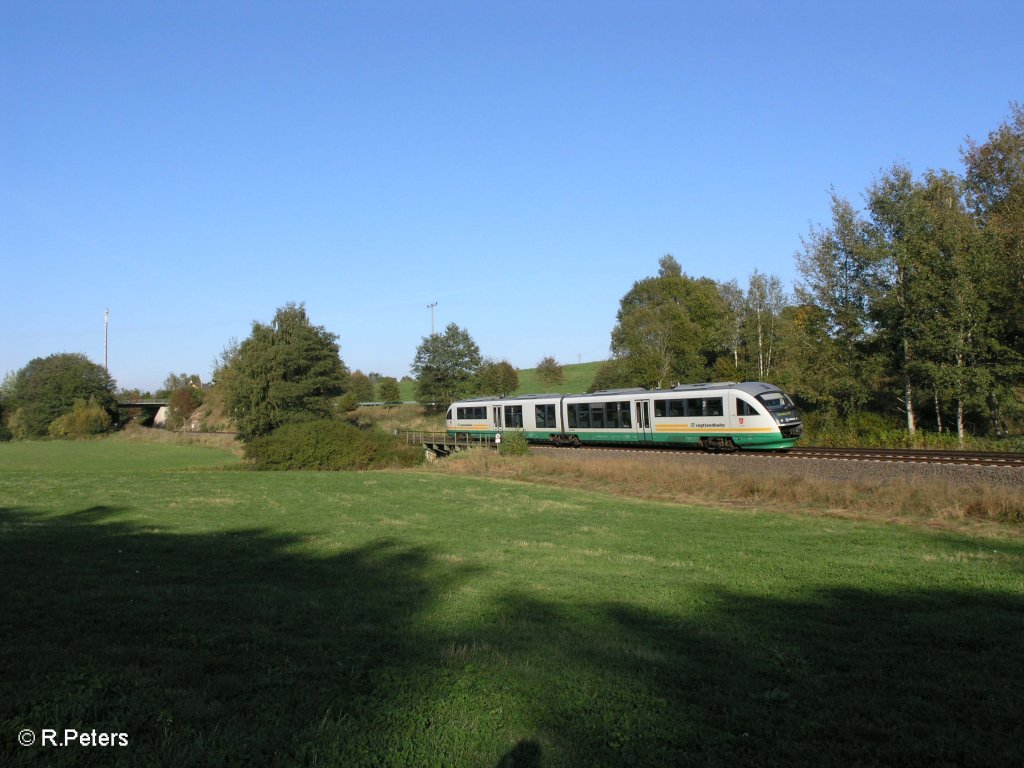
[445,381,803,452]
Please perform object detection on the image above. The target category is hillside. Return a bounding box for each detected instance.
[397,360,605,402]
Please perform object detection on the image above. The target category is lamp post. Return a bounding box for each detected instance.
[427,302,437,335]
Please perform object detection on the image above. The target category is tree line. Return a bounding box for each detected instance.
[599,105,1024,442]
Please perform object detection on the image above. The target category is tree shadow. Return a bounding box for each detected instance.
[475,584,1024,767]
[2,505,1023,767]
[0,506,478,766]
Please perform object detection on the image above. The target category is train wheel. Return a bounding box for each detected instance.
[701,437,737,453]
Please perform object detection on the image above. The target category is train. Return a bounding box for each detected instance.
[445,381,803,452]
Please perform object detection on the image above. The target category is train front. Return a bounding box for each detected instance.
[755,388,804,447]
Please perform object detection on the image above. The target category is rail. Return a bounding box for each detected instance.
[532,443,1024,467]
[779,446,1024,467]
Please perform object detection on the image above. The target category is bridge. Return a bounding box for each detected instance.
[402,430,498,458]
[117,400,170,425]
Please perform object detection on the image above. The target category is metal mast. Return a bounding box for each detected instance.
[104,308,110,372]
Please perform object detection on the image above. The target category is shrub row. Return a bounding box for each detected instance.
[47,398,113,439]
[243,420,423,471]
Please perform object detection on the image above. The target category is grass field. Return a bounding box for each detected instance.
[510,360,604,395]
[2,439,1023,766]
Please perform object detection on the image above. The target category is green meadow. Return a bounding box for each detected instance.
[1,439,1022,767]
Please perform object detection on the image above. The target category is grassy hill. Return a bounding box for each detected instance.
[397,360,605,402]
[511,359,604,395]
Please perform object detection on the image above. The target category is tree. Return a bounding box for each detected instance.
[743,271,788,381]
[962,102,1024,355]
[609,257,728,388]
[588,358,632,392]
[717,280,745,374]
[8,353,117,437]
[961,103,1024,432]
[477,359,519,396]
[915,171,1001,442]
[795,194,879,415]
[535,355,565,386]
[159,372,202,398]
[411,323,482,410]
[226,303,349,440]
[377,377,401,404]
[866,165,936,432]
[348,370,376,402]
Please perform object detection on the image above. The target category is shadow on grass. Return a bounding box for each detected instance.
[477,586,1024,767]
[1,506,1023,767]
[0,505,478,766]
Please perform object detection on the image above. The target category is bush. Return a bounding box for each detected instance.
[243,420,423,471]
[536,355,565,385]
[498,430,531,456]
[336,393,361,413]
[165,386,204,430]
[9,353,117,437]
[47,398,113,439]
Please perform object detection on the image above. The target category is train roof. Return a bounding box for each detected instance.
[449,382,787,407]
[451,393,565,404]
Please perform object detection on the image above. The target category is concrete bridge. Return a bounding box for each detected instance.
[117,399,170,425]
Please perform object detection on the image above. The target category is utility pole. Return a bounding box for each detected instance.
[427,302,437,335]
[104,308,110,372]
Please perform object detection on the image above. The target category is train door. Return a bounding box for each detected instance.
[492,405,503,431]
[634,399,653,442]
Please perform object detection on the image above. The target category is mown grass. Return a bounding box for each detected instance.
[511,360,605,395]
[2,440,1023,766]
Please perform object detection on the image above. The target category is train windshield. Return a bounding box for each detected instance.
[756,392,794,411]
[756,391,800,426]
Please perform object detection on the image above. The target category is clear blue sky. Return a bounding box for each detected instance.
[3,0,1021,392]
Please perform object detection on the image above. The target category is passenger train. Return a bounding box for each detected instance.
[445,381,803,452]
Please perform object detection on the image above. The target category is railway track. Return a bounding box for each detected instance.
[533,443,1024,468]
[779,446,1024,467]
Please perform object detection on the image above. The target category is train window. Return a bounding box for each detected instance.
[591,404,606,428]
[569,403,592,428]
[456,406,487,420]
[757,392,794,410]
[704,398,723,417]
[606,403,619,428]
[620,403,631,428]
[504,405,524,428]
[668,400,686,418]
[607,404,618,428]
[684,398,703,417]
[654,400,666,417]
[737,399,759,416]
[446,408,453,420]
[535,404,556,428]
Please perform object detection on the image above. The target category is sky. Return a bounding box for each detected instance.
[3,0,1022,393]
